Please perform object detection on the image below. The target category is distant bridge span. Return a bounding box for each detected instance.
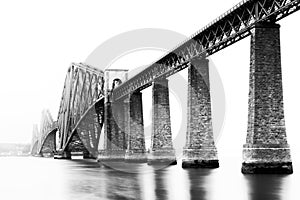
[31,110,57,157]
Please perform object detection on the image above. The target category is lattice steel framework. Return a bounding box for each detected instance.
[57,63,105,156]
[37,110,57,153]
[112,0,300,101]
[30,124,39,155]
[38,126,57,155]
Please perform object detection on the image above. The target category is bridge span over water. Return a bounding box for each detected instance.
[33,0,300,174]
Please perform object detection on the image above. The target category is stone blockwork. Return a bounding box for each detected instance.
[98,102,125,161]
[182,58,219,168]
[125,91,147,162]
[112,101,127,150]
[148,79,176,165]
[242,22,293,174]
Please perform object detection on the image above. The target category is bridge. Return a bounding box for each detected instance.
[33,0,300,174]
[30,110,57,157]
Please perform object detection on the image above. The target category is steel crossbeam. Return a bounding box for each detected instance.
[112,0,300,101]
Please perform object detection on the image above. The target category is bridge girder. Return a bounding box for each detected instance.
[112,0,300,101]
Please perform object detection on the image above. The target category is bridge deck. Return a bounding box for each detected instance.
[112,0,300,101]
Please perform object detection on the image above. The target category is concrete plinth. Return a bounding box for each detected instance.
[182,58,219,168]
[242,22,292,174]
[124,92,147,163]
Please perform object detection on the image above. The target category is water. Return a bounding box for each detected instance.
[0,156,299,200]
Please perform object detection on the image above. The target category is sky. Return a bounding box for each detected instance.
[0,0,300,162]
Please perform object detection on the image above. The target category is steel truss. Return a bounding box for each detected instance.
[57,63,105,154]
[112,0,300,101]
[30,124,39,155]
[36,110,57,154]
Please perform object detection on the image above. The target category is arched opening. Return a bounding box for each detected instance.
[112,78,122,90]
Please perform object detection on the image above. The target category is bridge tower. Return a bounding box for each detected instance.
[98,69,131,161]
[242,22,293,174]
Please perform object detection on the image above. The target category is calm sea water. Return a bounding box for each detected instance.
[0,156,299,200]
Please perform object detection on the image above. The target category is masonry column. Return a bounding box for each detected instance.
[111,100,127,159]
[123,97,130,151]
[182,57,219,168]
[98,100,115,160]
[125,91,147,162]
[148,78,176,165]
[242,22,293,174]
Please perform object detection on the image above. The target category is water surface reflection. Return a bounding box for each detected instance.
[244,174,288,200]
[186,169,212,200]
[0,157,298,200]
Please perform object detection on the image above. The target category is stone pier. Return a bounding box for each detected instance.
[148,78,176,165]
[98,101,125,161]
[182,58,219,168]
[242,22,293,174]
[124,91,147,162]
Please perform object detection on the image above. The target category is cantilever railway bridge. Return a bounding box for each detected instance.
[31,0,300,173]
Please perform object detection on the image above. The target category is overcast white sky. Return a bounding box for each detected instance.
[1,0,300,161]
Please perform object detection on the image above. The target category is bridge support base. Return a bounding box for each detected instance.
[182,58,219,168]
[41,152,54,157]
[125,150,147,163]
[242,145,293,174]
[182,148,219,168]
[54,151,71,159]
[242,162,293,174]
[148,149,177,165]
[242,22,292,174]
[97,150,125,162]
